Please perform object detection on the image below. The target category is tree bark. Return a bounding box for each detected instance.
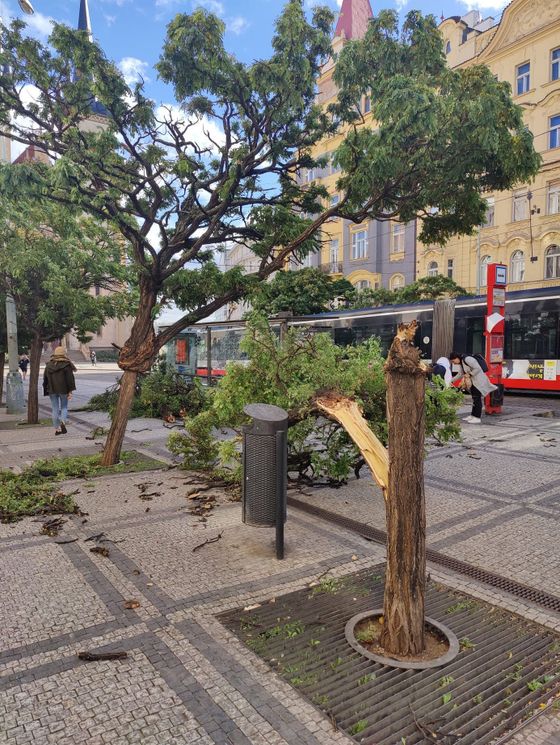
[0,351,5,404]
[27,334,42,425]
[100,276,158,466]
[432,299,456,363]
[380,322,427,657]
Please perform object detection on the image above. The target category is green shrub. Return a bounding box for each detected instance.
[83,367,208,420]
[169,313,461,485]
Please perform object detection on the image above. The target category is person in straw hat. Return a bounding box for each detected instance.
[42,346,77,436]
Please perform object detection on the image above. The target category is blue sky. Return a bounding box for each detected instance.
[1,0,509,108]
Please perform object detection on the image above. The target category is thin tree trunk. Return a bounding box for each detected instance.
[432,299,456,363]
[380,322,427,657]
[0,351,5,404]
[100,276,158,466]
[27,334,42,425]
[100,369,138,465]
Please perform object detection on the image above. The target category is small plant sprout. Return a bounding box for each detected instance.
[311,577,343,596]
[439,675,454,688]
[459,637,476,651]
[442,693,453,705]
[349,719,368,736]
[358,673,376,685]
[472,693,483,705]
[330,657,343,671]
[445,599,475,614]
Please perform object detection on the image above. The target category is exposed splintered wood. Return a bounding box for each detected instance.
[381,321,427,657]
[315,394,389,495]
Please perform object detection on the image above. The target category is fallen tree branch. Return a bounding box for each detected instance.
[78,651,128,662]
[192,532,223,552]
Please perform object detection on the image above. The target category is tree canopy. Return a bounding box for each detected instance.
[0,181,131,421]
[250,268,355,316]
[0,1,540,461]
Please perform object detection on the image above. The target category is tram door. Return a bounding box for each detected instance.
[414,321,432,360]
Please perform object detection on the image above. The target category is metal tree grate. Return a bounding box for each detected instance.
[287,496,560,614]
[220,566,560,745]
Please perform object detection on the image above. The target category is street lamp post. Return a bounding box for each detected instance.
[2,0,34,412]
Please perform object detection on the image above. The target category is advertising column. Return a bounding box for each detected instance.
[484,263,507,414]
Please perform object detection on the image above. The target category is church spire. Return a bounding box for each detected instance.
[334,0,373,40]
[78,0,93,42]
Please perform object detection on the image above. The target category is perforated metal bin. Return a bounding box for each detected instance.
[242,403,288,532]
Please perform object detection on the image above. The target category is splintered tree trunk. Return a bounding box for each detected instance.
[432,299,456,363]
[100,276,158,466]
[380,322,427,657]
[27,334,42,425]
[0,351,5,404]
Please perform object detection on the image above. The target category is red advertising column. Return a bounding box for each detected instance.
[484,263,507,414]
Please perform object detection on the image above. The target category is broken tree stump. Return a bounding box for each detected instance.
[380,321,427,657]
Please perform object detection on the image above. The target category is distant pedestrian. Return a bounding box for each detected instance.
[43,346,77,436]
[449,352,497,424]
[18,353,30,381]
[90,349,97,366]
[431,356,452,387]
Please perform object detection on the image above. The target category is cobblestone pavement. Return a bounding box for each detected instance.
[1,395,560,743]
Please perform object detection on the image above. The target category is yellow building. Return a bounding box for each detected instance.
[418,0,560,292]
[302,0,417,292]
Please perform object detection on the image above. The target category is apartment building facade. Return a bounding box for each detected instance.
[417,0,560,292]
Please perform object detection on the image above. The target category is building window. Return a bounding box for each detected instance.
[329,239,339,271]
[548,182,560,214]
[516,62,530,95]
[391,222,405,253]
[482,197,495,227]
[355,280,370,290]
[549,115,560,149]
[545,245,560,279]
[363,96,371,114]
[445,40,451,55]
[305,168,315,183]
[552,48,560,81]
[390,273,405,291]
[510,250,525,283]
[512,190,528,222]
[479,255,491,287]
[94,285,101,297]
[427,261,439,278]
[447,259,454,279]
[351,230,367,260]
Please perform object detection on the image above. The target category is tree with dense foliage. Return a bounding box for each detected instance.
[251,268,354,316]
[169,314,462,485]
[0,185,130,423]
[0,3,539,463]
[350,275,470,310]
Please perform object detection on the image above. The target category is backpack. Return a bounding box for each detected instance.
[472,353,488,373]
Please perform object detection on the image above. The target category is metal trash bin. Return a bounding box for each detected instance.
[242,403,288,559]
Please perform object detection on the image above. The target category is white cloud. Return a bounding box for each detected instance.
[118,57,151,86]
[103,13,116,26]
[23,10,54,39]
[395,0,408,11]
[460,0,507,9]
[193,0,225,14]
[227,16,249,35]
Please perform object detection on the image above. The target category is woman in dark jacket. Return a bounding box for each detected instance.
[43,346,77,435]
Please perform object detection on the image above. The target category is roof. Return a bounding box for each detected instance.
[334,0,373,40]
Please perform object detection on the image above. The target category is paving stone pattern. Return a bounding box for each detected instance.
[1,396,560,743]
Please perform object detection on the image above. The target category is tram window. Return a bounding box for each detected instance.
[505,312,558,359]
[465,317,485,355]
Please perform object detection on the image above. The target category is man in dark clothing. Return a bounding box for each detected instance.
[43,346,77,435]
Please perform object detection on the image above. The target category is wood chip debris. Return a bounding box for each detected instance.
[192,532,223,553]
[124,599,141,609]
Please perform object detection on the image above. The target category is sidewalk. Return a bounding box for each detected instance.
[1,397,559,744]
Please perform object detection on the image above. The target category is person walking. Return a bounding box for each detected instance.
[18,353,30,381]
[449,351,497,424]
[43,346,77,436]
[90,349,97,366]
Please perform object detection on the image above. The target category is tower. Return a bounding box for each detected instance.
[77,0,93,42]
[334,0,373,41]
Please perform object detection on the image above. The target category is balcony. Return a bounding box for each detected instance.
[320,262,344,275]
